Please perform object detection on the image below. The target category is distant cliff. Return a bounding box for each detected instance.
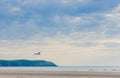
[0,60,57,67]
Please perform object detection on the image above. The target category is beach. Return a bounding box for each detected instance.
[0,70,120,78]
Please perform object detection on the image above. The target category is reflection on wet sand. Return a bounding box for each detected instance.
[1,70,120,78]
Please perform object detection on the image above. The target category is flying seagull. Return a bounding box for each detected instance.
[34,52,41,55]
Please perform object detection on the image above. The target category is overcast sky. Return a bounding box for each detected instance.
[0,0,120,66]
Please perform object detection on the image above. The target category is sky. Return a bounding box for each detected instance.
[0,0,120,66]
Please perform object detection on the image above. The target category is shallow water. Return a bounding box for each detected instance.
[0,66,120,72]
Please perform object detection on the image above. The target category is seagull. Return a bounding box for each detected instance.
[34,52,41,55]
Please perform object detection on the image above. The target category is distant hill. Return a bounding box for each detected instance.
[0,60,57,67]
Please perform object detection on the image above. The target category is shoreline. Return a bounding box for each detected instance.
[1,70,120,78]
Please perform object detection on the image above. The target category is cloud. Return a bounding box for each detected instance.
[102,4,120,39]
[1,0,120,66]
[61,0,88,4]
[10,7,21,12]
[53,15,82,26]
[1,37,120,66]
[1,26,120,65]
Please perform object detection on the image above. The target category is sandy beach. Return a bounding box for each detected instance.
[0,70,120,78]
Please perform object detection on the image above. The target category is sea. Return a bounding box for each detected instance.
[0,66,120,72]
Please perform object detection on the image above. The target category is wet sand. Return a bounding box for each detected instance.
[0,70,120,78]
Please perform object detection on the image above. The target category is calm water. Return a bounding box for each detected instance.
[0,66,120,72]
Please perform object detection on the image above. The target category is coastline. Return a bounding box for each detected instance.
[0,70,120,78]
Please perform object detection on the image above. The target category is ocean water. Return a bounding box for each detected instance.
[0,66,120,72]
